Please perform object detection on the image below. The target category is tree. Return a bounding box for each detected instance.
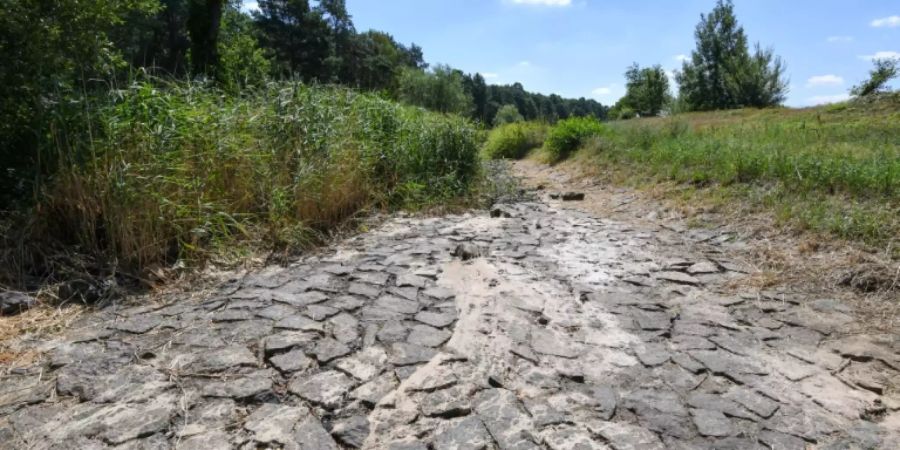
[0,0,159,203]
[494,105,524,125]
[397,65,473,115]
[851,58,899,97]
[618,63,670,117]
[463,73,489,123]
[218,6,271,90]
[187,0,225,76]
[254,0,331,80]
[675,0,787,111]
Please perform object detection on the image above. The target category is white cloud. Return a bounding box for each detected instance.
[592,86,613,96]
[806,74,844,87]
[674,54,689,62]
[871,15,900,28]
[509,0,572,6]
[826,36,853,43]
[860,51,900,60]
[481,72,500,80]
[807,94,851,105]
[242,1,259,12]
[517,60,532,67]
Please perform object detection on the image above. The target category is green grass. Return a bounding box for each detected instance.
[2,79,479,284]
[580,94,900,250]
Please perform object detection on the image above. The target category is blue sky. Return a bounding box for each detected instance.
[244,1,899,107]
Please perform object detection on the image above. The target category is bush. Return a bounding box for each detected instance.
[482,122,548,160]
[3,80,479,282]
[493,104,524,125]
[543,117,607,161]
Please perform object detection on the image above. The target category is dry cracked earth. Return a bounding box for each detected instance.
[2,173,899,449]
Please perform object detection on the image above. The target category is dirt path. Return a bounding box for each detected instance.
[1,163,898,449]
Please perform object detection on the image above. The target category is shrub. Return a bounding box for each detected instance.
[4,80,479,282]
[482,122,548,160]
[543,117,607,161]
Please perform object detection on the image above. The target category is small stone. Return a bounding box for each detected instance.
[375,295,420,315]
[294,415,340,450]
[329,313,361,344]
[724,387,779,419]
[257,304,299,320]
[531,329,580,359]
[289,370,356,409]
[202,372,273,399]
[588,421,665,450]
[422,287,455,300]
[334,347,389,381]
[348,283,382,299]
[407,324,451,348]
[179,431,231,450]
[350,372,399,406]
[451,243,486,261]
[656,271,702,286]
[265,331,317,354]
[305,304,340,321]
[269,349,316,373]
[276,315,326,333]
[390,343,438,366]
[243,403,308,445]
[279,291,330,307]
[634,343,671,367]
[691,409,733,437]
[686,393,754,420]
[352,271,391,286]
[561,192,585,201]
[474,389,541,450]
[415,311,456,328]
[331,415,369,448]
[523,398,566,428]
[111,315,163,334]
[686,261,720,275]
[432,417,491,450]
[757,430,807,450]
[396,274,429,288]
[311,338,352,363]
[190,346,256,373]
[421,385,472,418]
[541,425,598,450]
[490,205,517,218]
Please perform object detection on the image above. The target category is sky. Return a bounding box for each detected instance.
[243,0,900,107]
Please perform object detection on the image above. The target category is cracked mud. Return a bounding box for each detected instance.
[2,186,899,449]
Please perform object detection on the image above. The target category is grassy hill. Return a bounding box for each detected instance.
[486,94,900,254]
[582,95,900,252]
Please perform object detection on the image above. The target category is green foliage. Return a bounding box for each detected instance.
[482,122,548,160]
[617,63,670,117]
[851,58,899,98]
[11,81,478,276]
[589,103,900,246]
[218,8,271,90]
[397,65,474,115]
[0,0,160,205]
[543,117,608,161]
[494,104,525,125]
[675,0,787,111]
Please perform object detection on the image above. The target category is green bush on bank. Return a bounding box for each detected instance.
[482,122,548,160]
[543,117,608,161]
[7,80,479,279]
